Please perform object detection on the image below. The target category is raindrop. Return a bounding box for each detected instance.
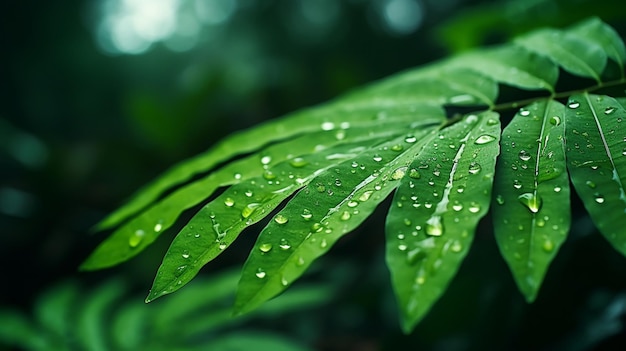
[263,170,277,180]
[496,195,505,205]
[182,250,190,259]
[594,193,605,204]
[194,233,201,238]
[391,167,407,180]
[549,116,561,126]
[320,239,328,248]
[340,211,351,221]
[568,100,580,109]
[457,185,465,193]
[487,118,498,126]
[622,148,626,156]
[425,216,443,236]
[290,157,308,168]
[468,202,481,213]
[468,162,482,174]
[398,244,408,251]
[224,197,235,207]
[321,122,335,130]
[391,144,403,151]
[518,192,542,213]
[359,191,373,202]
[261,155,272,165]
[274,214,289,224]
[241,203,260,218]
[585,180,596,189]
[451,241,463,252]
[335,130,346,140]
[474,135,496,145]
[129,229,145,248]
[259,243,273,253]
[405,135,417,143]
[279,239,291,250]
[347,200,359,208]
[518,150,531,162]
[553,186,562,193]
[519,108,531,117]
[296,257,305,266]
[219,242,227,250]
[335,179,342,187]
[311,222,323,232]
[373,154,383,162]
[234,173,242,180]
[604,107,616,115]
[542,239,554,252]
[153,221,163,232]
[513,180,522,189]
[245,190,254,197]
[409,169,421,179]
[255,268,266,279]
[404,218,412,226]
[315,183,326,192]
[452,201,463,211]
[465,114,478,124]
[301,209,313,220]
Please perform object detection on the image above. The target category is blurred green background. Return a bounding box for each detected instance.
[2,0,626,350]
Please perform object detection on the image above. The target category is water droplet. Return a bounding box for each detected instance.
[518,150,531,161]
[182,250,190,259]
[568,101,580,109]
[320,239,328,248]
[340,211,351,221]
[408,168,421,179]
[245,190,254,197]
[359,191,373,202]
[475,135,496,145]
[218,242,227,250]
[334,179,342,187]
[274,214,288,224]
[234,173,242,180]
[129,229,145,248]
[321,122,335,130]
[487,118,498,126]
[194,233,201,238]
[315,183,326,193]
[518,192,542,213]
[594,193,605,204]
[391,144,403,151]
[604,107,616,115]
[468,202,481,213]
[496,194,505,205]
[468,162,482,174]
[261,155,272,165]
[335,130,346,140]
[398,244,408,251]
[373,154,383,162]
[457,185,465,193]
[585,180,596,189]
[452,201,463,211]
[311,222,323,232]
[224,197,235,207]
[519,108,531,117]
[553,186,561,192]
[622,148,626,156]
[513,180,522,189]
[279,239,291,250]
[391,167,407,180]
[426,216,443,236]
[255,268,266,279]
[153,221,163,232]
[405,135,417,143]
[301,209,313,220]
[290,157,308,168]
[542,239,554,252]
[241,203,260,218]
[549,116,561,126]
[259,243,272,253]
[451,241,463,252]
[465,114,478,124]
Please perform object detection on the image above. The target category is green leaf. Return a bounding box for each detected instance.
[386,111,500,332]
[447,46,559,92]
[565,93,626,254]
[570,17,626,77]
[81,121,425,270]
[515,28,607,82]
[492,100,571,302]
[0,310,47,351]
[233,126,440,315]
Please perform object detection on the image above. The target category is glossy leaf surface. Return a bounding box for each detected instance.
[492,100,571,302]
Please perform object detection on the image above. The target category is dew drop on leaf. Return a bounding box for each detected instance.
[279,239,291,250]
[359,191,373,202]
[340,211,351,221]
[129,229,145,248]
[405,135,417,143]
[224,197,235,207]
[255,268,266,279]
[234,173,242,180]
[259,243,272,253]
[496,194,505,205]
[242,203,260,218]
[451,240,462,253]
[549,116,561,126]
[594,193,605,204]
[320,239,328,248]
[409,168,421,179]
[568,101,580,109]
[373,154,383,162]
[153,221,163,232]
[474,135,496,145]
[335,179,342,187]
[542,239,554,252]
[518,150,531,162]
[391,144,403,151]
[391,166,407,180]
[182,250,190,259]
[604,107,616,115]
[553,186,561,193]
[398,244,408,251]
[519,108,531,117]
[452,201,463,211]
[301,209,313,220]
[290,157,308,168]
[468,202,481,213]
[585,180,596,189]
[513,180,522,189]
[261,155,272,165]
[425,216,443,236]
[274,214,288,224]
[468,162,482,174]
[518,192,542,213]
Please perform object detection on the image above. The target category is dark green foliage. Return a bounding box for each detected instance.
[83,17,626,332]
